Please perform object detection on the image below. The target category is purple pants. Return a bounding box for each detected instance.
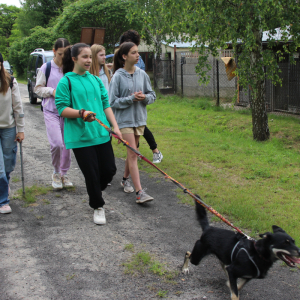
[43,109,71,175]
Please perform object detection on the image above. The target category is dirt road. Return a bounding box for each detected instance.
[1,83,299,300]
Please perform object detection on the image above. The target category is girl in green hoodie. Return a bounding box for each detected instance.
[55,43,122,225]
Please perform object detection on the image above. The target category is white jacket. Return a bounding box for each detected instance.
[0,78,25,132]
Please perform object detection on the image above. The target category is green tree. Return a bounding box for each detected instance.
[9,26,59,76]
[153,0,300,141]
[17,0,64,36]
[0,4,20,58]
[54,0,144,52]
[128,0,166,61]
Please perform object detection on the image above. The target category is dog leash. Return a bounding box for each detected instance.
[95,117,253,240]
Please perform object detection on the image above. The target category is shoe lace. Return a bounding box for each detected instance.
[124,179,132,187]
[53,173,61,180]
[139,188,147,195]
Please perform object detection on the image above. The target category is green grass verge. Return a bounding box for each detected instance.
[112,94,300,242]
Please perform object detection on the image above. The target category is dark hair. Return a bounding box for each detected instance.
[54,38,70,50]
[113,42,136,73]
[119,30,140,46]
[62,43,90,74]
[0,52,11,94]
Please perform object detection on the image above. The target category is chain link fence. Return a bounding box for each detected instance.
[153,50,300,115]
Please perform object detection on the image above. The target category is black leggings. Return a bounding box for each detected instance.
[137,126,157,150]
[73,141,116,209]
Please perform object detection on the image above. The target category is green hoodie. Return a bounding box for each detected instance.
[55,71,111,149]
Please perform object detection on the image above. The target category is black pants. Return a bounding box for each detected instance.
[137,126,157,150]
[73,141,116,209]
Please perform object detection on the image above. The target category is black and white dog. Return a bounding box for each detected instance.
[182,200,300,300]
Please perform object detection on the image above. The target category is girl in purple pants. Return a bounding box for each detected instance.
[35,38,73,189]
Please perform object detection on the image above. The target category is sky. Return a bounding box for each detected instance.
[0,0,22,8]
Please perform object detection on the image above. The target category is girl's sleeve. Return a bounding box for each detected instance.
[97,77,110,110]
[108,75,135,109]
[34,63,54,98]
[142,73,156,105]
[11,79,25,132]
[55,77,72,115]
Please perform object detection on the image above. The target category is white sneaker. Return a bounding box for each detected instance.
[52,173,63,190]
[121,178,134,193]
[61,175,73,188]
[94,207,106,225]
[153,151,163,164]
[136,188,154,204]
[0,204,12,214]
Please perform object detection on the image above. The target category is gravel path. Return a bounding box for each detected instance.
[1,83,299,300]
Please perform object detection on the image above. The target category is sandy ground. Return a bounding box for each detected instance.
[0,83,299,300]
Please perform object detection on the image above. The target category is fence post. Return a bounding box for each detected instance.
[181,54,186,97]
[216,59,220,106]
[153,58,156,89]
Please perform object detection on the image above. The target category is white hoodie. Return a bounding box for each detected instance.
[0,78,24,132]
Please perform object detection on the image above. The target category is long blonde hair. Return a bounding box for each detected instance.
[90,44,111,83]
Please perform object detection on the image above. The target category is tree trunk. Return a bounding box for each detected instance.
[250,29,270,141]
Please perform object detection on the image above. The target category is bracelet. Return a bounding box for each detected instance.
[79,109,86,119]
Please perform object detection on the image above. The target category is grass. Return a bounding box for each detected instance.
[124,244,134,252]
[11,176,20,183]
[122,251,178,280]
[15,73,27,85]
[112,94,300,242]
[14,184,52,206]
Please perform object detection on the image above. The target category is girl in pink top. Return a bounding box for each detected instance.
[35,38,73,190]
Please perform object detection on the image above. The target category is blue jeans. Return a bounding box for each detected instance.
[0,127,17,207]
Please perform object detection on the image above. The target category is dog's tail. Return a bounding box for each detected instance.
[195,195,209,231]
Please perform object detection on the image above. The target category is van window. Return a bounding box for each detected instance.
[37,55,43,68]
[45,55,53,62]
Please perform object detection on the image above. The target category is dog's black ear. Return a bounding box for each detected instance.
[272,225,286,234]
[259,232,272,239]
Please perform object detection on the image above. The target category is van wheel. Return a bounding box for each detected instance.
[29,85,37,104]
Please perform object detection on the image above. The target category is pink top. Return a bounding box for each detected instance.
[34,60,64,114]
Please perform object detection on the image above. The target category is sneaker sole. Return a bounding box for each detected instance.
[62,184,73,188]
[94,220,106,225]
[0,210,12,214]
[52,183,63,190]
[136,198,154,204]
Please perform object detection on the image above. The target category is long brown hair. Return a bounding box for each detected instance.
[0,62,11,94]
[90,44,111,83]
[113,42,136,74]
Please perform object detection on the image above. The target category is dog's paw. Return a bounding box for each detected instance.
[182,267,189,274]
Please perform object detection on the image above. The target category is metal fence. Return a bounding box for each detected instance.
[153,51,300,115]
[153,58,175,94]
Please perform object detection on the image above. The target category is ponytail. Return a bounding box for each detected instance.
[62,43,90,74]
[113,42,135,74]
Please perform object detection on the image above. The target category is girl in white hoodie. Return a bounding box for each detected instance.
[0,52,25,214]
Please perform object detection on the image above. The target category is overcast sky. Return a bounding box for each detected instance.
[0,0,22,8]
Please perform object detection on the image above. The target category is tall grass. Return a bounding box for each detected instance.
[112,95,300,241]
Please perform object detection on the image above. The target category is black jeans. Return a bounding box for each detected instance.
[137,126,157,150]
[73,141,116,209]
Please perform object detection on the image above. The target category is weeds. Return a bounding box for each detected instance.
[124,244,134,252]
[157,290,168,298]
[15,184,52,206]
[123,251,177,281]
